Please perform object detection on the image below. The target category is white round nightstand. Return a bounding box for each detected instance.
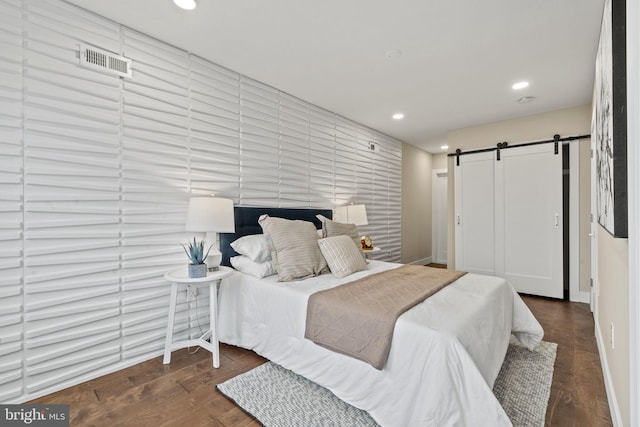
[362,246,381,258]
[163,266,233,368]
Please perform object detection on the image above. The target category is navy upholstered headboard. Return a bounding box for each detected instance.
[219,207,333,267]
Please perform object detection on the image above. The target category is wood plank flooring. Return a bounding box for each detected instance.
[30,296,612,426]
[521,295,612,427]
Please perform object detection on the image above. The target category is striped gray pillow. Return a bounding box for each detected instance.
[258,215,329,282]
[317,235,368,278]
[316,214,365,260]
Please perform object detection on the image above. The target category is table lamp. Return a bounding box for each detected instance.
[334,204,372,249]
[185,196,235,270]
[334,204,368,226]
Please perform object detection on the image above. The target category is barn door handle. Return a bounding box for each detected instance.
[457,215,461,225]
[554,214,559,228]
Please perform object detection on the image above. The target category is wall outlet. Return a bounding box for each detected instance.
[611,322,615,349]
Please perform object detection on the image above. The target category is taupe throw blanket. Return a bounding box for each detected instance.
[305,265,467,369]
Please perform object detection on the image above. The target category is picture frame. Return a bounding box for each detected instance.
[592,0,628,238]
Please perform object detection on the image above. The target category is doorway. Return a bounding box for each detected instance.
[432,169,448,265]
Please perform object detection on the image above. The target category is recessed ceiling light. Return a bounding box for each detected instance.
[517,96,536,104]
[512,81,529,90]
[392,113,404,120]
[441,145,449,150]
[173,0,197,10]
[385,49,403,59]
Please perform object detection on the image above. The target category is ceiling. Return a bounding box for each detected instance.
[65,0,605,153]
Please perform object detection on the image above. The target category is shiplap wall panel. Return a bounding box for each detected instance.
[0,0,24,402]
[22,0,122,394]
[2,0,403,402]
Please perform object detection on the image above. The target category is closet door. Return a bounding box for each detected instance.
[455,152,495,275]
[495,144,563,298]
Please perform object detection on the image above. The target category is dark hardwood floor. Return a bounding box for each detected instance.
[521,295,612,427]
[30,296,612,426]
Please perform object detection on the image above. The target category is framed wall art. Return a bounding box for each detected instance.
[592,0,628,238]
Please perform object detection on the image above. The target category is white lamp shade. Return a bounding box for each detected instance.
[334,204,368,226]
[185,197,235,232]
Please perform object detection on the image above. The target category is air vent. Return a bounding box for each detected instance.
[79,43,132,78]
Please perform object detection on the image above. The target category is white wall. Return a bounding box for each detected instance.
[0,0,402,402]
[626,0,640,424]
[593,0,638,423]
[596,1,640,425]
[401,143,432,264]
[597,231,629,426]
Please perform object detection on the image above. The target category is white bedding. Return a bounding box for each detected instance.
[218,260,544,427]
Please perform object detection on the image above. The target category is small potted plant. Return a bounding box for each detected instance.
[182,237,212,278]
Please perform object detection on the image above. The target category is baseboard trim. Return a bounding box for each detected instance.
[410,256,432,266]
[570,290,591,304]
[595,320,623,426]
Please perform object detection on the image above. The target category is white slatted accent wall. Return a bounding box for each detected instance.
[333,116,358,207]
[0,0,24,403]
[355,126,380,255]
[279,93,311,207]
[239,77,280,207]
[386,144,403,258]
[309,107,338,207]
[22,0,122,395]
[189,56,240,201]
[1,0,402,402]
[120,29,192,361]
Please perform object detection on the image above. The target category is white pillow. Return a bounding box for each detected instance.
[317,235,368,278]
[230,234,271,262]
[230,256,277,278]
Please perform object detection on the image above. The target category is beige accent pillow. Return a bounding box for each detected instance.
[317,235,368,278]
[258,215,329,282]
[316,214,365,259]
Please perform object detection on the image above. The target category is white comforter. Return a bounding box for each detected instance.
[218,261,543,427]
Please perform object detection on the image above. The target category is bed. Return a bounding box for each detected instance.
[217,207,544,427]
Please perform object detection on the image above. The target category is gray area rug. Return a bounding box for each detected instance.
[217,337,557,427]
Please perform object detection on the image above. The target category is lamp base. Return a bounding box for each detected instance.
[207,247,222,270]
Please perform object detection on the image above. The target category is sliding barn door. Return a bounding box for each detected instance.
[454,152,495,275]
[495,144,563,298]
[455,144,563,298]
